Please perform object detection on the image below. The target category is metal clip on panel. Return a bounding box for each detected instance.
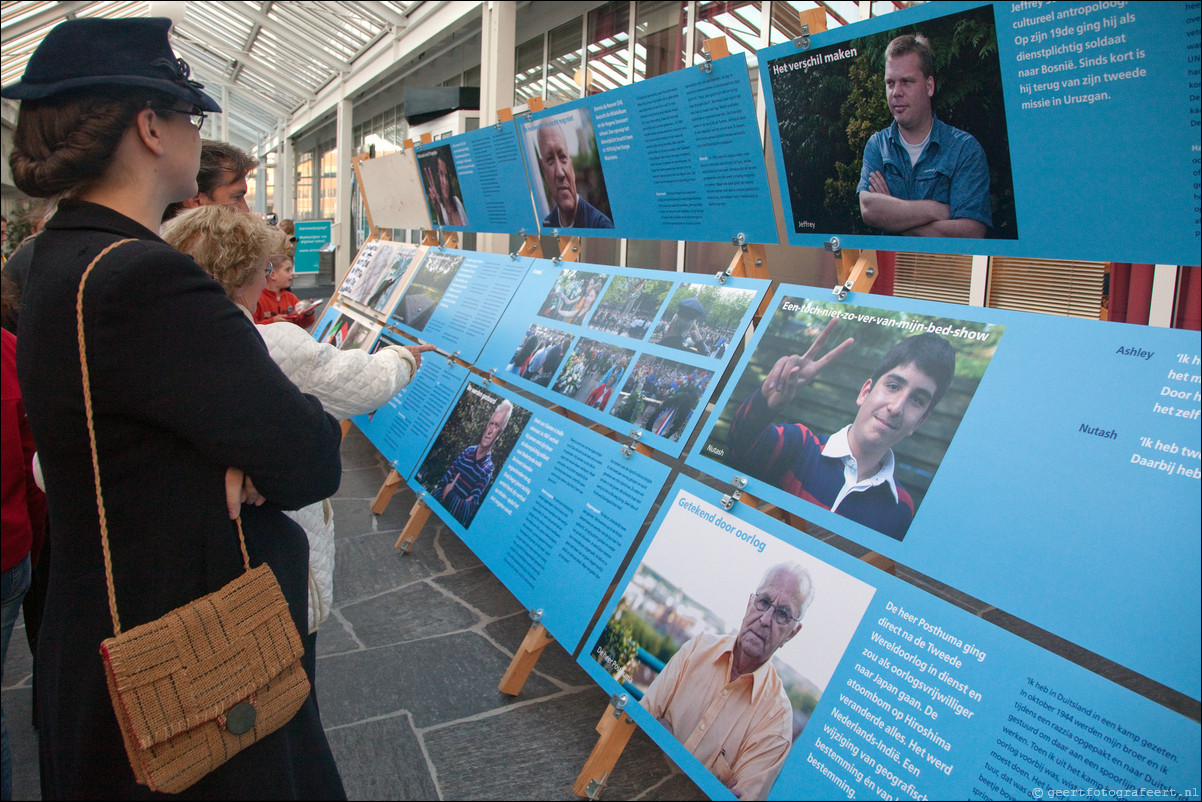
[720,476,747,511]
[794,23,812,50]
[620,429,642,458]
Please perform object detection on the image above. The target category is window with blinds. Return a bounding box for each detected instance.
[893,252,973,305]
[987,257,1106,320]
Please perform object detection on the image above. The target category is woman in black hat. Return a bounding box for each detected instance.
[3,17,346,799]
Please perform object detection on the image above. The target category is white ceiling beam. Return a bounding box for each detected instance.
[358,1,410,30]
[174,30,318,101]
[0,1,92,44]
[234,6,353,72]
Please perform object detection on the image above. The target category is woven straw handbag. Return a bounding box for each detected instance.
[79,240,311,794]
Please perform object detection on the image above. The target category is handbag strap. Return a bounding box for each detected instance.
[76,238,252,636]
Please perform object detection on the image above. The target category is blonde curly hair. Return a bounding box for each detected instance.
[161,205,286,300]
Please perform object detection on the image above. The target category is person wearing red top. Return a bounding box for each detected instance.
[2,317,46,800]
[255,250,317,329]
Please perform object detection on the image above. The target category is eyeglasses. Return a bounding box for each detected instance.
[148,100,206,130]
[752,593,802,626]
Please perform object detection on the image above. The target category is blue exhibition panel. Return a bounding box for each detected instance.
[414,121,541,235]
[406,377,672,648]
[579,475,1201,800]
[516,53,778,243]
[686,284,1201,699]
[474,259,769,457]
[384,248,534,364]
[758,1,1199,263]
[350,328,471,481]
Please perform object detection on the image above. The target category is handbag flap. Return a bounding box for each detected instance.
[100,564,304,748]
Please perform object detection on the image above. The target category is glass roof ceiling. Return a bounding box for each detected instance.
[1,1,417,148]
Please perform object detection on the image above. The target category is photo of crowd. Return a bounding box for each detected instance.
[505,324,575,387]
[537,268,607,327]
[587,276,672,341]
[551,338,636,412]
[650,284,755,358]
[612,356,715,442]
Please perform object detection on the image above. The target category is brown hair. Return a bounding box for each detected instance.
[161,205,278,300]
[196,140,259,195]
[885,33,934,78]
[9,87,159,198]
[163,140,260,221]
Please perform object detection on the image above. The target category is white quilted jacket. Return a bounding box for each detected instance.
[255,316,416,632]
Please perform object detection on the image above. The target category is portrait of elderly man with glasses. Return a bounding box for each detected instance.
[641,561,814,800]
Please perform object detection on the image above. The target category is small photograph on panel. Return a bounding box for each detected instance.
[389,250,464,332]
[336,240,380,300]
[417,144,469,228]
[537,268,607,327]
[415,385,532,529]
[701,297,1004,542]
[504,324,575,388]
[364,244,420,314]
[521,108,616,230]
[319,313,375,351]
[588,486,875,801]
[766,4,1015,240]
[650,283,756,358]
[612,355,715,442]
[551,338,637,412]
[588,276,672,341]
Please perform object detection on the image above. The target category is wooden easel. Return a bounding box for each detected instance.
[831,243,880,296]
[498,613,556,695]
[351,152,383,241]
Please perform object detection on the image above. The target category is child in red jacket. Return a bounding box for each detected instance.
[255,251,318,329]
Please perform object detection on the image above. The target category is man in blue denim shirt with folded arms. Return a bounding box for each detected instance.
[857,34,991,238]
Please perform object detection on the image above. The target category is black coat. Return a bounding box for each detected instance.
[16,200,346,800]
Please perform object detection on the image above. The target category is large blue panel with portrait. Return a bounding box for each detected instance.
[759,1,1198,263]
[414,121,542,235]
[515,54,778,243]
[579,474,1201,800]
[406,378,672,647]
[687,283,1201,699]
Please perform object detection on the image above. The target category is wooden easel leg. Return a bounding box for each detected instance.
[497,621,555,696]
[573,701,637,799]
[394,498,432,553]
[372,469,405,515]
[339,419,352,438]
[558,236,581,262]
[516,234,543,258]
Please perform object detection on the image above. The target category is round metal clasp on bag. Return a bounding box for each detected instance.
[225,701,257,735]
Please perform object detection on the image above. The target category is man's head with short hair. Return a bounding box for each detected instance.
[479,399,514,454]
[849,332,955,463]
[883,34,935,136]
[536,124,578,225]
[870,332,956,411]
[732,562,813,678]
[163,140,259,220]
[885,34,934,79]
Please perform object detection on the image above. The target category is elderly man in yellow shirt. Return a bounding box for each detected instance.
[641,562,814,800]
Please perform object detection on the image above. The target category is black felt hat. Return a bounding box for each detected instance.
[1,17,221,112]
